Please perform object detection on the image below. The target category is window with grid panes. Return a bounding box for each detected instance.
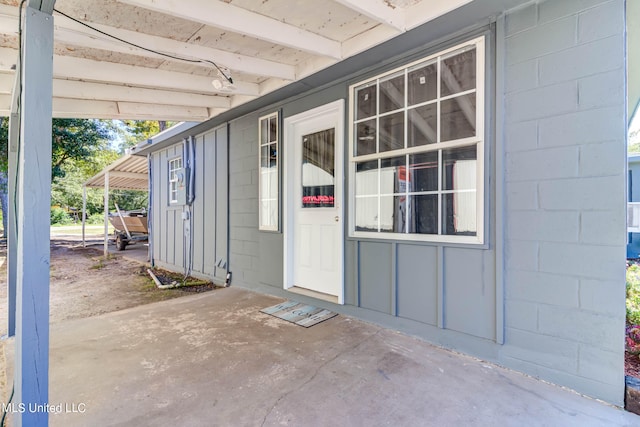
[259,112,279,231]
[349,37,485,244]
[168,157,182,205]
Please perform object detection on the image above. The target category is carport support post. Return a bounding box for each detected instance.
[82,186,86,247]
[14,4,54,426]
[104,171,109,258]
[7,11,23,340]
[7,107,19,338]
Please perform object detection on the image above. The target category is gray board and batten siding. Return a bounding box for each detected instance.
[140,0,627,406]
[150,126,229,284]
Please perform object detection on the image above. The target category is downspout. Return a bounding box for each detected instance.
[182,138,189,277]
[188,135,196,205]
[182,136,196,278]
[188,135,196,277]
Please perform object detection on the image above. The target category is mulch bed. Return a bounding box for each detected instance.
[626,352,640,378]
[137,266,221,293]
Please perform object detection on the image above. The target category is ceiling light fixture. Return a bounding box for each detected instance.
[212,79,223,90]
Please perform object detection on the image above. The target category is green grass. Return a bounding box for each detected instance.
[50,224,115,235]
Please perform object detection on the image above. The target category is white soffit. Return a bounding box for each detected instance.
[0,0,474,121]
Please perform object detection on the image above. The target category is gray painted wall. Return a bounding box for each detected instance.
[151,126,228,283]
[148,0,628,406]
[228,116,283,288]
[227,33,499,340]
[501,0,626,404]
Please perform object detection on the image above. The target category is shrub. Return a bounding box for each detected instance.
[628,325,640,355]
[628,264,640,325]
[50,207,73,225]
[86,213,105,225]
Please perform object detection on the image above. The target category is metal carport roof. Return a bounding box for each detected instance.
[82,152,149,251]
[83,153,148,191]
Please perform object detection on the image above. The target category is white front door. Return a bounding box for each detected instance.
[284,101,344,303]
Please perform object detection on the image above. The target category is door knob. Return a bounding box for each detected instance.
[335,216,340,222]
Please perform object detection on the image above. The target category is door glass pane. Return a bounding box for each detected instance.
[440,94,476,142]
[408,62,437,105]
[302,128,335,208]
[441,48,476,97]
[380,73,405,114]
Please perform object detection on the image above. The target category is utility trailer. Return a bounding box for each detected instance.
[109,207,148,250]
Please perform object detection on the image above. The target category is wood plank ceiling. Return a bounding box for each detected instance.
[0,0,473,121]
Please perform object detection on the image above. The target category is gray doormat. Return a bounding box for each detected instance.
[260,301,337,327]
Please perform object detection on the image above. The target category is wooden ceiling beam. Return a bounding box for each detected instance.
[0,47,259,96]
[0,4,297,81]
[117,0,342,59]
[333,0,405,31]
[0,71,232,109]
[404,0,474,30]
[0,95,213,121]
[53,79,231,109]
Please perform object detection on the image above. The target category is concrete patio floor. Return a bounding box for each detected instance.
[4,287,640,426]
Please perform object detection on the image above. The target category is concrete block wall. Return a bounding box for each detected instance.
[229,117,261,286]
[501,0,626,404]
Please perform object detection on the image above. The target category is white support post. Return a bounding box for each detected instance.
[7,24,21,340]
[82,186,86,247]
[104,171,109,258]
[15,5,54,426]
[7,110,18,338]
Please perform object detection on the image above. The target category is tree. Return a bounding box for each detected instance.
[0,119,171,232]
[630,128,640,153]
[0,118,114,233]
[119,120,175,150]
[0,117,114,178]
[51,119,113,179]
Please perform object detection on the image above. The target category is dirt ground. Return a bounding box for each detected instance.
[0,238,217,336]
[0,236,218,413]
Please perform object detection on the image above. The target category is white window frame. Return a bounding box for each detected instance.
[348,36,485,244]
[258,112,280,231]
[168,156,182,205]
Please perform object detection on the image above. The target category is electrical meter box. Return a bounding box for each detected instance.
[175,167,187,205]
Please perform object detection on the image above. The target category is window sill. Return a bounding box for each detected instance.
[347,232,488,249]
